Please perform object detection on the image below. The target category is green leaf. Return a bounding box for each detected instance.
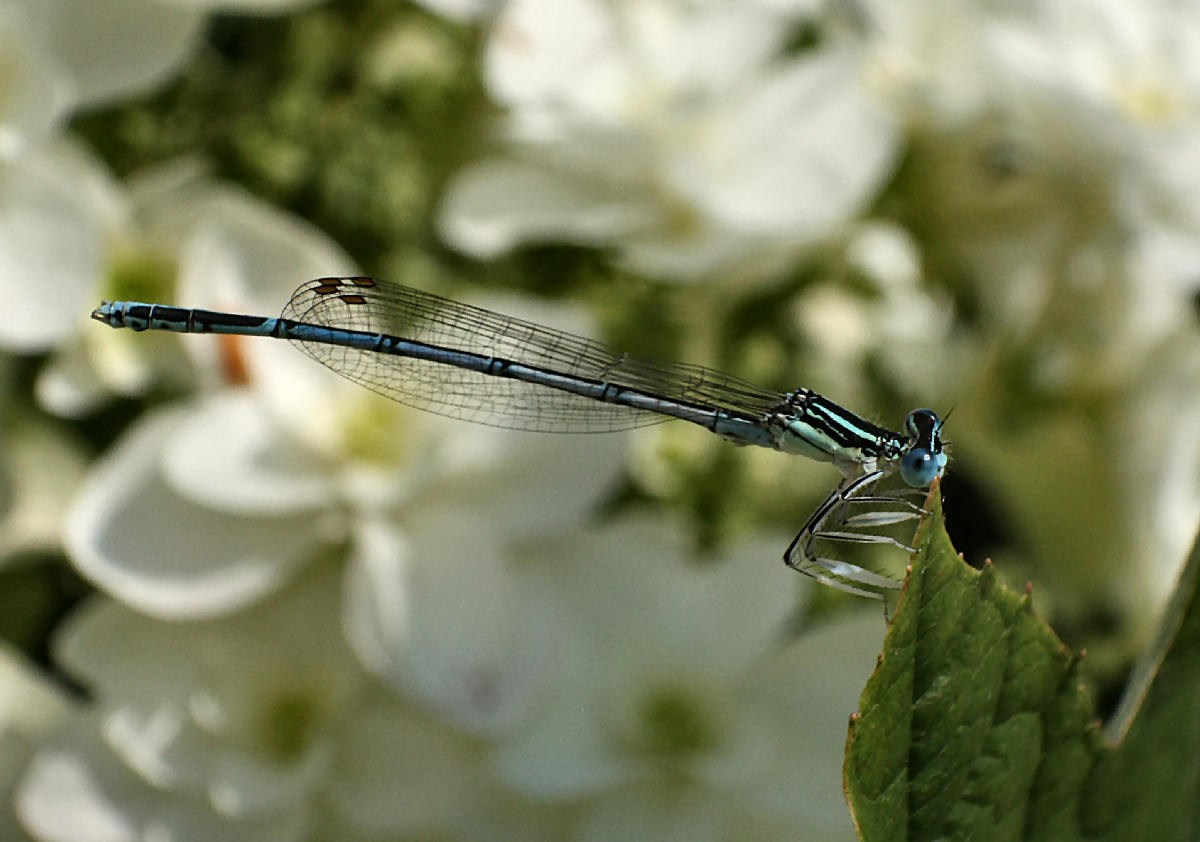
[1080,518,1200,842]
[844,480,1200,842]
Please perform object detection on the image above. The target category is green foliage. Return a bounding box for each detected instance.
[845,483,1200,842]
[74,0,485,270]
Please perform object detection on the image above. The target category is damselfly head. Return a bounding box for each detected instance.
[898,408,947,488]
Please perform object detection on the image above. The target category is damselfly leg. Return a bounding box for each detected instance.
[784,472,930,599]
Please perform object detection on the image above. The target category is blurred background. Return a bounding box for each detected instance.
[1,0,1198,840]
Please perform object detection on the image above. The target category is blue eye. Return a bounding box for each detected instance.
[900,448,939,487]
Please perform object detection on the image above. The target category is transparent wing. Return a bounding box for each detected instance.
[281,277,786,433]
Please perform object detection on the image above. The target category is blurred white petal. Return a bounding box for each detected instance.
[444,0,896,279]
[0,644,72,739]
[738,611,883,828]
[439,158,658,258]
[18,730,139,842]
[325,699,478,834]
[36,344,114,418]
[25,564,509,841]
[485,0,624,115]
[51,567,360,809]
[0,140,121,352]
[492,692,635,797]
[206,744,327,819]
[173,187,357,317]
[493,516,809,812]
[666,47,897,236]
[47,0,205,109]
[0,419,88,560]
[65,407,321,618]
[161,392,337,517]
[0,645,73,842]
[17,723,309,842]
[419,422,625,540]
[0,4,74,156]
[344,513,557,733]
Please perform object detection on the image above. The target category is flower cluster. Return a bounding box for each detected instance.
[438,0,1200,629]
[0,0,1197,840]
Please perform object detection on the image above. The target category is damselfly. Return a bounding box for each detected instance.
[92,277,947,598]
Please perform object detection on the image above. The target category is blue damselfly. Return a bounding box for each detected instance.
[92,277,947,597]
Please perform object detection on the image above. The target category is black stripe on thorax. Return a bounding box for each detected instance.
[797,393,896,453]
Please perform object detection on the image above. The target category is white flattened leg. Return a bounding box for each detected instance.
[783,471,926,598]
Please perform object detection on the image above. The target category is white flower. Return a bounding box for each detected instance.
[344,504,883,840]
[0,0,214,157]
[862,0,1200,310]
[344,510,566,735]
[0,4,74,159]
[474,516,882,841]
[0,0,339,364]
[0,644,73,842]
[14,565,544,842]
[28,157,358,414]
[855,0,1200,622]
[34,489,873,842]
[65,382,624,619]
[0,140,122,356]
[68,231,626,617]
[0,0,323,157]
[0,416,89,561]
[37,0,207,112]
[439,0,900,280]
[65,402,331,618]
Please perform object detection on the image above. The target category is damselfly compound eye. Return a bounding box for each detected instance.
[900,448,939,487]
[904,408,940,440]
